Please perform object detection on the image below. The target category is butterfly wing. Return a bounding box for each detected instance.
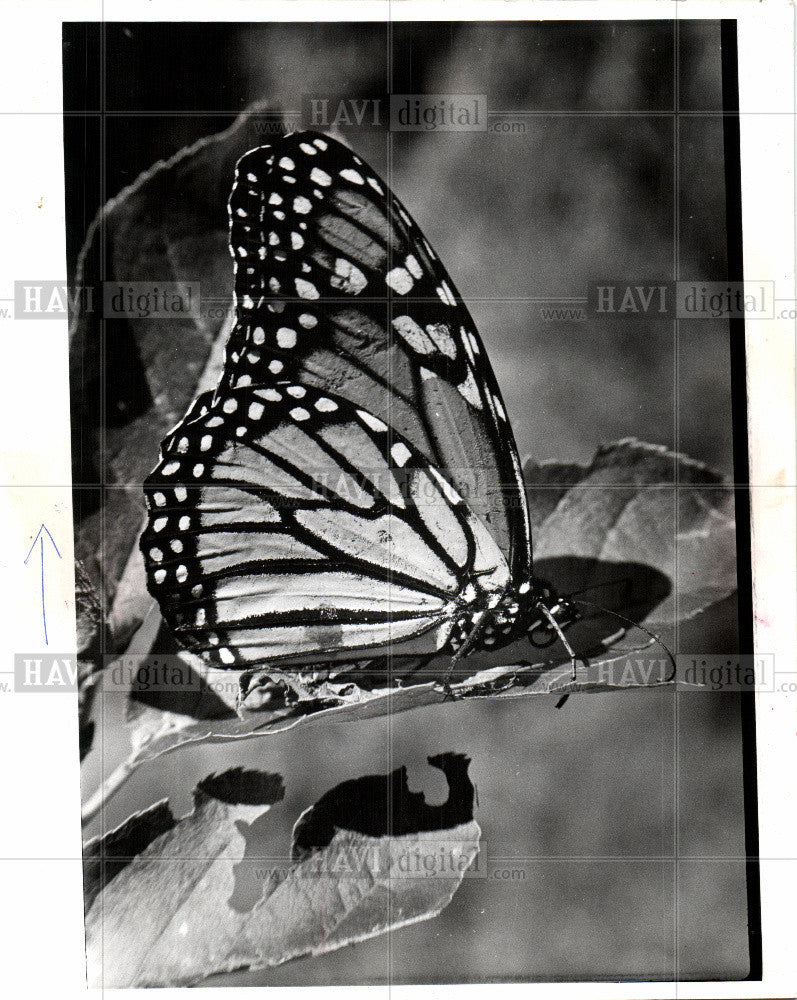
[221,131,532,583]
[141,382,510,668]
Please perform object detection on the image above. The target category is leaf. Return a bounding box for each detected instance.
[75,558,110,760]
[84,755,479,987]
[81,438,728,822]
[83,799,176,911]
[524,438,737,623]
[70,102,285,640]
[72,121,735,817]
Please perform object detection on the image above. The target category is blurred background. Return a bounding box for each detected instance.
[66,20,753,983]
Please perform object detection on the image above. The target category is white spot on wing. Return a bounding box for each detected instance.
[391,442,412,467]
[295,278,319,299]
[252,388,279,405]
[293,196,312,214]
[340,168,364,184]
[332,258,367,295]
[310,166,332,186]
[405,254,423,279]
[392,315,434,354]
[457,368,483,409]
[357,410,387,432]
[386,267,413,294]
[460,329,476,364]
[425,323,456,359]
[277,326,297,348]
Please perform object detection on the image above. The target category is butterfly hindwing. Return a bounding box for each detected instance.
[142,382,510,668]
[221,131,532,581]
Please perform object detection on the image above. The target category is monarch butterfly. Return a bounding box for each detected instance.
[140,130,593,683]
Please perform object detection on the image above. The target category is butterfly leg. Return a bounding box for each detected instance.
[534,600,579,682]
[439,607,496,700]
[441,668,458,702]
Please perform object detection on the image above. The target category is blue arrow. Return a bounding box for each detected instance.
[24,524,62,645]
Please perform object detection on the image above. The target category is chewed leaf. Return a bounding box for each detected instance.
[84,757,479,988]
[83,799,176,911]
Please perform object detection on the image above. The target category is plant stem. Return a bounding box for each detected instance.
[81,756,141,826]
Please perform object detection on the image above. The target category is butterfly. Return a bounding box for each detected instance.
[140,130,594,684]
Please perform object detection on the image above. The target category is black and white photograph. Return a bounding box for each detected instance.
[0,6,794,998]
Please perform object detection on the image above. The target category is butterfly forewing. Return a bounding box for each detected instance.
[221,132,531,581]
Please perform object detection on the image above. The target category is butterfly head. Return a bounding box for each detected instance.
[523,579,582,650]
[444,577,580,659]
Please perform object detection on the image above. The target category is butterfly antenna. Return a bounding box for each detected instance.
[571,598,677,682]
[534,600,579,683]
